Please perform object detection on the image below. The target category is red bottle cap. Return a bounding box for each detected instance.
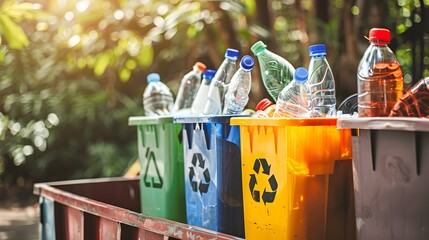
[255,98,273,111]
[194,62,207,72]
[369,28,390,44]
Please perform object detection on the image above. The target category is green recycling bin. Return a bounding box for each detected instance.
[129,116,186,222]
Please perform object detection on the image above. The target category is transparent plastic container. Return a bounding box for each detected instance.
[204,49,239,115]
[191,69,216,114]
[173,62,206,112]
[389,77,429,117]
[307,44,336,117]
[251,41,295,101]
[223,55,255,115]
[143,73,174,116]
[357,28,404,117]
[274,67,310,118]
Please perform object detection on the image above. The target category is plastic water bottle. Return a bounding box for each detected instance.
[252,98,276,118]
[251,40,295,101]
[191,69,216,114]
[203,48,239,115]
[389,77,429,117]
[173,62,207,112]
[223,55,254,115]
[307,44,336,117]
[357,28,404,117]
[273,67,310,118]
[143,73,174,116]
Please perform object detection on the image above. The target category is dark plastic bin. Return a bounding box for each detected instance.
[34,177,242,240]
[174,115,244,238]
[338,117,429,240]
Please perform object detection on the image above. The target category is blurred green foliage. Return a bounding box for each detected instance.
[0,0,428,191]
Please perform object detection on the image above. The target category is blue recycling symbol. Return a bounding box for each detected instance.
[189,153,210,194]
[249,158,278,205]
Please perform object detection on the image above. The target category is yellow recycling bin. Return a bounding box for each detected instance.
[230,117,355,240]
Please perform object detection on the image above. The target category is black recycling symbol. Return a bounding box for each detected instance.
[249,158,278,205]
[143,148,163,189]
[189,153,210,194]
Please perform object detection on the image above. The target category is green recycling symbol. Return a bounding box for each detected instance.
[249,158,278,205]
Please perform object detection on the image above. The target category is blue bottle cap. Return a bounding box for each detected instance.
[203,69,216,81]
[309,44,327,56]
[147,73,160,83]
[225,48,239,60]
[294,67,308,83]
[240,55,254,71]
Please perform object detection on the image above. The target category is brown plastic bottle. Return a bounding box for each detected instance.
[357,28,404,117]
[389,77,429,117]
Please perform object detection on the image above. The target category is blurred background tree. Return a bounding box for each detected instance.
[0,0,428,201]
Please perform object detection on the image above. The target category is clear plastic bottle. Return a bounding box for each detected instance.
[143,73,174,116]
[251,40,295,102]
[389,77,429,117]
[191,69,216,114]
[173,62,207,112]
[252,98,276,118]
[357,28,404,117]
[273,67,310,118]
[223,55,255,115]
[307,44,336,117]
[203,48,239,115]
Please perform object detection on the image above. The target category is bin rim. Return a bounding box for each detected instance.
[128,116,174,126]
[337,117,429,132]
[230,117,338,127]
[174,114,249,124]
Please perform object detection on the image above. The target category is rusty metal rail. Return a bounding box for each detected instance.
[34,177,242,240]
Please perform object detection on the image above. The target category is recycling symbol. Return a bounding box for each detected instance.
[249,158,278,205]
[189,153,211,194]
[143,148,163,189]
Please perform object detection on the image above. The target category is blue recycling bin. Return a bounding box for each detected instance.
[174,115,245,238]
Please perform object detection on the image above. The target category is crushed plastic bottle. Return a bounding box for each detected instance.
[357,28,404,117]
[307,44,336,117]
[389,77,429,117]
[173,62,207,112]
[252,98,276,118]
[143,73,174,116]
[273,67,310,118]
[191,69,216,114]
[251,40,295,101]
[223,55,254,115]
[204,48,239,115]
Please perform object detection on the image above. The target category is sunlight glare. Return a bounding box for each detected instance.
[127,38,140,56]
[64,11,75,21]
[154,16,165,28]
[76,0,90,12]
[23,145,34,156]
[125,9,134,20]
[36,22,49,31]
[157,4,169,15]
[114,10,125,20]
[32,3,42,10]
[68,35,81,48]
[89,30,98,40]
